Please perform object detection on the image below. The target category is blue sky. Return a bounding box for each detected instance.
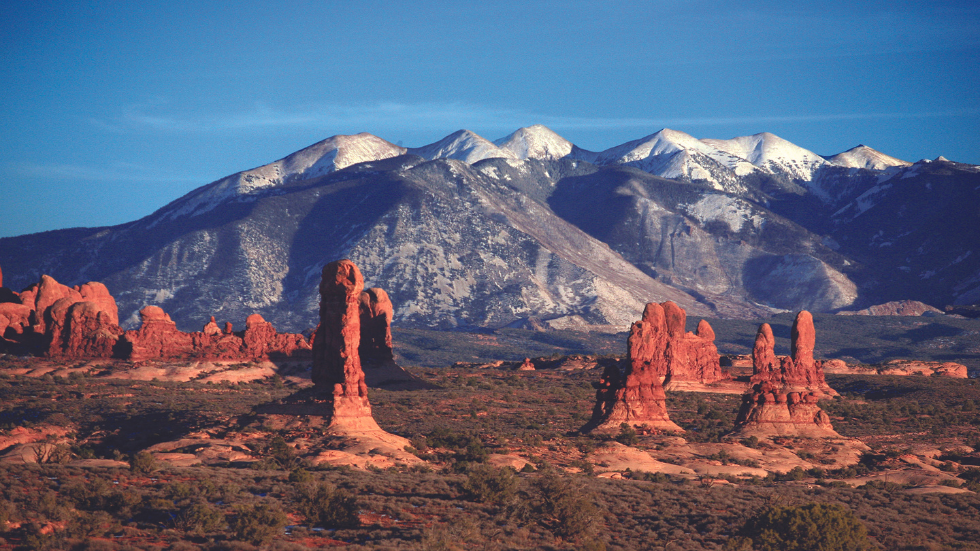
[1,0,978,238]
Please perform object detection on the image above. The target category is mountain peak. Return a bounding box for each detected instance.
[409,130,517,163]
[825,144,911,170]
[494,125,573,160]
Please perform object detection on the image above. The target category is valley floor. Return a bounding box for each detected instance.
[0,358,979,550]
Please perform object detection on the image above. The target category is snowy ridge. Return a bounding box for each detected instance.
[154,133,404,222]
[409,130,517,163]
[702,132,828,181]
[494,124,573,160]
[825,145,911,171]
[279,133,406,178]
[588,129,756,189]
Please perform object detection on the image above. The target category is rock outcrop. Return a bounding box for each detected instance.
[121,306,196,361]
[823,358,969,378]
[749,312,837,397]
[120,307,311,363]
[838,300,943,317]
[622,301,726,390]
[0,268,310,363]
[358,288,395,367]
[664,317,726,390]
[734,311,839,437]
[733,381,838,438]
[584,303,682,433]
[311,260,382,431]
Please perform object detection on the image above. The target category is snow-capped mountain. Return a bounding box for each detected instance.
[153,133,406,221]
[2,126,976,332]
[583,129,757,193]
[408,129,516,163]
[824,145,911,171]
[702,132,828,182]
[494,124,574,160]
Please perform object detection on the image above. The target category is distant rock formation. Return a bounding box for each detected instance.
[120,307,310,362]
[823,358,968,378]
[518,358,535,371]
[311,260,382,431]
[0,267,309,363]
[734,311,838,437]
[583,303,682,433]
[120,306,195,361]
[838,300,943,317]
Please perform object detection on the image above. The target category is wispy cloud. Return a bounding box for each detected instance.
[11,161,201,184]
[100,101,980,136]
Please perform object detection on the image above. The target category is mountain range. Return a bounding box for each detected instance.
[2,125,978,332]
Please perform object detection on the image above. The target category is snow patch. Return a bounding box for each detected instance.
[681,195,764,233]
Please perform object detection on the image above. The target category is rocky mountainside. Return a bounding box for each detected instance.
[2,126,978,332]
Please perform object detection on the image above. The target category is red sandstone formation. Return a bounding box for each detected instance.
[0,267,307,363]
[664,318,725,390]
[203,317,222,336]
[752,324,779,374]
[734,311,839,437]
[312,260,381,431]
[120,307,310,362]
[584,302,682,433]
[121,306,196,361]
[732,381,838,438]
[358,288,395,366]
[624,301,726,390]
[518,358,535,371]
[59,302,124,359]
[750,312,836,397]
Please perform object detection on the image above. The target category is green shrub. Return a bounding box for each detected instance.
[230,502,287,544]
[288,467,314,484]
[529,473,604,543]
[728,502,872,551]
[129,451,158,475]
[297,482,360,528]
[462,464,519,505]
[174,501,224,535]
[614,423,638,446]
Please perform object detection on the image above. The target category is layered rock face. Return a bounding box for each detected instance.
[311,260,382,431]
[0,273,124,358]
[627,301,726,390]
[733,381,838,438]
[585,303,682,433]
[734,312,839,437]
